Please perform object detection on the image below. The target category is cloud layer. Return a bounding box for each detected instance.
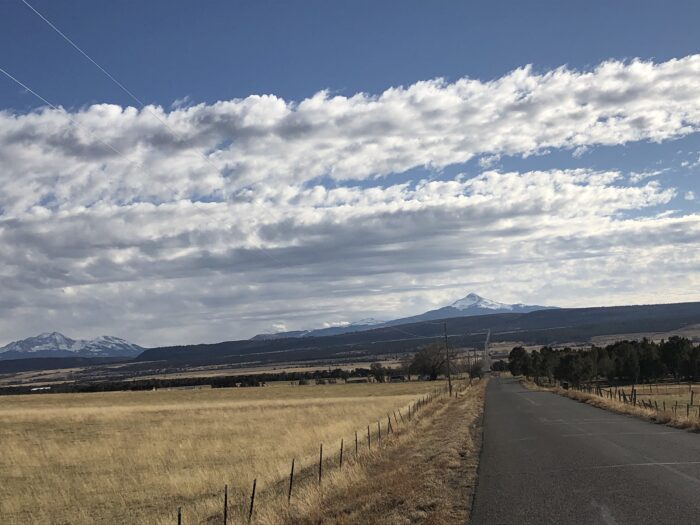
[1,56,699,345]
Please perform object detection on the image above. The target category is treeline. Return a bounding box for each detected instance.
[507,336,700,385]
[0,367,379,396]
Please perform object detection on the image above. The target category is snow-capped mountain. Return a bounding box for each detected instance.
[389,293,555,324]
[350,318,385,326]
[251,293,556,340]
[451,293,516,311]
[0,332,144,360]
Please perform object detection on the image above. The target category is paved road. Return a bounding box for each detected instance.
[470,377,700,524]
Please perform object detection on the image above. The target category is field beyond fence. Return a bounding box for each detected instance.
[0,381,450,524]
[532,380,700,432]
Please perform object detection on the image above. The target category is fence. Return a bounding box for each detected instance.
[173,382,468,524]
[572,382,700,420]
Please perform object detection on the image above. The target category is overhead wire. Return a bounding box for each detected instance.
[0,66,134,163]
[0,64,285,268]
[19,0,223,177]
[13,0,446,331]
[18,0,288,266]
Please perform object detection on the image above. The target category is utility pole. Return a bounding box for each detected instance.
[443,322,453,396]
[467,336,473,386]
[466,335,472,377]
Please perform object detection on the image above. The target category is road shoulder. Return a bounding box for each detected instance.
[286,379,486,525]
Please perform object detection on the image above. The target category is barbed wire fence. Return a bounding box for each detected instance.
[172,380,472,524]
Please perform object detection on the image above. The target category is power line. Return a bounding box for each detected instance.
[0,66,131,162]
[19,0,224,177]
[382,325,437,340]
[443,322,453,396]
[0,65,284,266]
[18,0,297,268]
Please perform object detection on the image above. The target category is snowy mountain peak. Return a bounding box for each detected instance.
[451,293,512,311]
[0,332,144,360]
[350,318,385,326]
[252,293,557,340]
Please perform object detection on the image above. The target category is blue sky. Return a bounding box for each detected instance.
[0,1,699,345]
[3,1,699,106]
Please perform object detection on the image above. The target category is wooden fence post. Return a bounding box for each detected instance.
[177,507,181,525]
[288,458,295,504]
[318,443,323,485]
[223,484,228,525]
[339,438,344,469]
[367,425,371,450]
[248,479,256,523]
[378,420,381,445]
[355,431,358,458]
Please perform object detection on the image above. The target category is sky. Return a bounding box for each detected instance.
[0,0,699,346]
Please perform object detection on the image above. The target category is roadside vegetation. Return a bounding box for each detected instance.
[505,336,699,385]
[523,380,700,432]
[506,336,700,432]
[286,379,486,525]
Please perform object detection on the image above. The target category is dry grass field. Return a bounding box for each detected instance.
[0,382,441,524]
[292,379,486,525]
[619,382,700,405]
[0,358,404,388]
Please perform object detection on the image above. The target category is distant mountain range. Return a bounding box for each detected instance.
[0,332,144,360]
[251,292,556,340]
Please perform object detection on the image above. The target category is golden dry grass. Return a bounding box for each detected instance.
[618,382,700,407]
[283,379,486,525]
[0,382,441,524]
[523,380,700,433]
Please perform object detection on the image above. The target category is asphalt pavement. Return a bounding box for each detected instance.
[470,377,700,524]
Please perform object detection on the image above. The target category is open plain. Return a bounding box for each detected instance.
[0,382,441,524]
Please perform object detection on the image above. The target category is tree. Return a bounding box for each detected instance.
[491,360,508,372]
[369,362,387,383]
[399,354,414,380]
[468,359,484,379]
[539,346,560,383]
[638,339,662,382]
[508,346,530,376]
[661,336,692,380]
[410,343,447,380]
[597,351,615,382]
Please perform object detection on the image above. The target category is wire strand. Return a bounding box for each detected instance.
[19,0,223,175]
[0,66,131,162]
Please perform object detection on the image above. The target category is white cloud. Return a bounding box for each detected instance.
[1,167,694,345]
[686,191,697,201]
[1,55,700,344]
[629,169,665,183]
[572,146,589,158]
[478,154,500,168]
[2,55,700,216]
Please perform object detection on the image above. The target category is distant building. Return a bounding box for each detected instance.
[346,376,372,383]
